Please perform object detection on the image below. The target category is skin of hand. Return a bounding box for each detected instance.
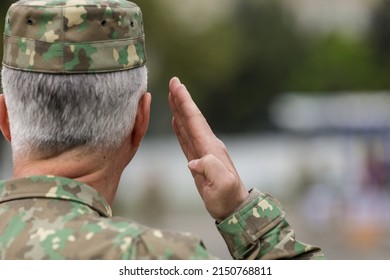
[168,77,249,222]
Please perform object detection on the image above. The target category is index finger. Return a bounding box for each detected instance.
[169,77,215,154]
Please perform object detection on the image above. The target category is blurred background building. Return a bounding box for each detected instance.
[1,0,390,259]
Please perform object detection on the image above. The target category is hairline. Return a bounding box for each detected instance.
[1,66,148,159]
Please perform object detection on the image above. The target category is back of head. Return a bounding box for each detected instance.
[1,0,148,158]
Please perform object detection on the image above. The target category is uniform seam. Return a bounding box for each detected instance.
[0,195,110,217]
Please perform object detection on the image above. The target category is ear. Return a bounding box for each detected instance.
[131,92,151,149]
[0,94,11,143]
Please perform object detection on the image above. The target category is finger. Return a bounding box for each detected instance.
[172,117,195,161]
[169,77,182,94]
[168,78,182,119]
[171,85,211,134]
[170,89,237,172]
[169,90,197,159]
[169,81,205,157]
[169,78,212,136]
[169,77,237,171]
[169,82,215,156]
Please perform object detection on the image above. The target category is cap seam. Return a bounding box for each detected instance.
[2,62,146,74]
[10,4,136,9]
[4,33,144,44]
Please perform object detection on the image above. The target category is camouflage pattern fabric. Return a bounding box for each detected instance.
[217,190,325,260]
[0,176,325,259]
[2,0,146,73]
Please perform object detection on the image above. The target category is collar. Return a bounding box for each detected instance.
[0,175,113,217]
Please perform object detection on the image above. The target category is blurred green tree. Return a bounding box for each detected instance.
[368,0,390,88]
[138,1,242,134]
[287,33,384,92]
[202,0,307,132]
[370,0,390,64]
[0,1,14,53]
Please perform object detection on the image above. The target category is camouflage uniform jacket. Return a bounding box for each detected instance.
[0,176,325,259]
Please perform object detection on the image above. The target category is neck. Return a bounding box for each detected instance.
[12,147,129,206]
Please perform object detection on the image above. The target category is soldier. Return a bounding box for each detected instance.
[0,0,324,259]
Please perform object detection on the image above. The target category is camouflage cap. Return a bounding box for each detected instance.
[2,0,146,73]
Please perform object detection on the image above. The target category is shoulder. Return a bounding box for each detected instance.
[134,227,216,260]
[60,215,215,259]
[55,215,146,259]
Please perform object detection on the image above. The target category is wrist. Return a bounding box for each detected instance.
[215,188,258,223]
[232,188,259,213]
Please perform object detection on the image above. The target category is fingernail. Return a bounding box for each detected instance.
[188,159,198,168]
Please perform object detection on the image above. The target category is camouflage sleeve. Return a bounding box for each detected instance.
[217,189,325,260]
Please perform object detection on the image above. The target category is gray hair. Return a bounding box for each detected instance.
[1,66,148,158]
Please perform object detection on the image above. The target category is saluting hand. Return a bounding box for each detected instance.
[168,77,249,222]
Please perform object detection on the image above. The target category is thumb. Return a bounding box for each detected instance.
[188,155,228,183]
[188,154,246,221]
[188,159,203,176]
